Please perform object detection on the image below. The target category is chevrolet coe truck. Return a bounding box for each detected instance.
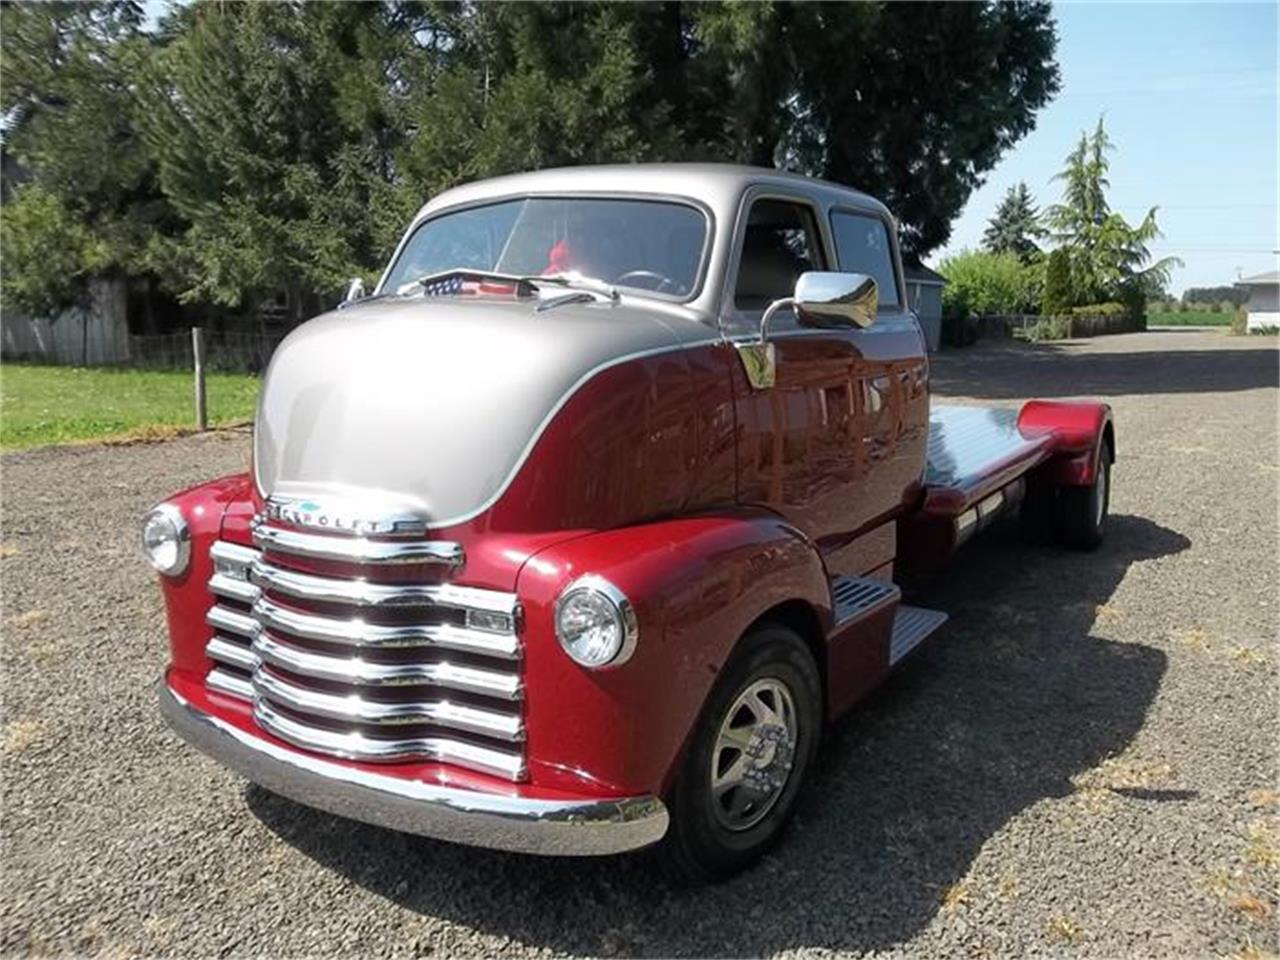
[146,164,1114,879]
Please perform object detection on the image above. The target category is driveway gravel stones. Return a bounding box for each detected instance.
[2,330,1277,958]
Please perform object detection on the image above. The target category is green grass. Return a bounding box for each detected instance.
[0,363,260,451]
[1146,310,1233,327]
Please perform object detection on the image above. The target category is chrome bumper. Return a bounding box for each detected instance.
[159,681,668,856]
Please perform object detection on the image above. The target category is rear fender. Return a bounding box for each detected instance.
[515,513,830,797]
[1018,400,1114,486]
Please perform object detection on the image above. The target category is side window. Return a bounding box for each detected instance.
[734,199,825,310]
[829,211,901,308]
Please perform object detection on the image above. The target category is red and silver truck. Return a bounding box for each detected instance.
[146,165,1114,879]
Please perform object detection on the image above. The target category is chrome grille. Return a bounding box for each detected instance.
[202,527,525,780]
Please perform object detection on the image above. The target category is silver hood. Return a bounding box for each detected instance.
[253,296,707,527]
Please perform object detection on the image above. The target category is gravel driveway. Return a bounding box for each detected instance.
[2,330,1277,958]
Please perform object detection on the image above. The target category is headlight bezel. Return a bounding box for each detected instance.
[142,503,191,577]
[553,574,639,669]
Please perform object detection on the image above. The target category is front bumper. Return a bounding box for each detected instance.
[159,681,669,856]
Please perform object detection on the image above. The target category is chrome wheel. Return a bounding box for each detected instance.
[709,677,798,832]
[1094,459,1108,527]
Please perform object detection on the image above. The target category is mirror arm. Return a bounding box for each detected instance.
[759,296,796,342]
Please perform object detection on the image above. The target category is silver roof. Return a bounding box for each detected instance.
[413,163,889,223]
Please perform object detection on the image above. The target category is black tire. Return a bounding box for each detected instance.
[1058,438,1112,550]
[662,623,822,882]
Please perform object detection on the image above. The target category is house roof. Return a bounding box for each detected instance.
[1235,269,1280,287]
[903,264,947,286]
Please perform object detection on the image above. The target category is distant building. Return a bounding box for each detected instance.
[903,263,947,352]
[1235,270,1280,331]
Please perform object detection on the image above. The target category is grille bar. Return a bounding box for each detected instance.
[203,528,525,780]
[255,699,526,779]
[250,558,518,618]
[207,667,254,700]
[207,635,258,672]
[251,520,465,567]
[253,667,525,741]
[252,632,521,698]
[253,595,518,658]
[207,604,258,639]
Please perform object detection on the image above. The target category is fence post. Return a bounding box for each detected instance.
[192,326,208,431]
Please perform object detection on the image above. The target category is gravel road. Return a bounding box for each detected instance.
[2,329,1277,958]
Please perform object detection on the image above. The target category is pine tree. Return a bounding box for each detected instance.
[983,182,1044,262]
[1045,116,1180,305]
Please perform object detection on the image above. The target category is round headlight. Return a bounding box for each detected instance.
[554,575,638,668]
[142,504,191,577]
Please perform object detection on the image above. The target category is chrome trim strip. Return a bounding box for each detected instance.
[210,540,259,569]
[207,636,259,672]
[207,604,259,640]
[251,520,465,568]
[160,680,667,854]
[207,667,254,701]
[250,559,519,617]
[253,596,520,659]
[252,632,521,699]
[253,667,524,742]
[255,697,525,779]
[209,572,261,604]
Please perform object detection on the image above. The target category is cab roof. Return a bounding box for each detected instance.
[413,163,889,225]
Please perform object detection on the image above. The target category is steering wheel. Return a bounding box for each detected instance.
[615,269,680,295]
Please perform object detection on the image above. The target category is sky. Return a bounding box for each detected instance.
[934,1,1279,295]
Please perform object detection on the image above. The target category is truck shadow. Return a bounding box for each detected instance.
[247,513,1186,957]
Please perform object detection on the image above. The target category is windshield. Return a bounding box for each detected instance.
[381,197,707,298]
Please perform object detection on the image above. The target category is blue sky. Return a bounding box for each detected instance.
[935,1,1279,294]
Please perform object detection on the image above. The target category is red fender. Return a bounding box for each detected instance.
[155,474,253,682]
[1018,400,1114,486]
[515,512,830,796]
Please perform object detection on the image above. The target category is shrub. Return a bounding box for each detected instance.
[939,250,1038,317]
[1023,316,1072,341]
[1070,302,1126,317]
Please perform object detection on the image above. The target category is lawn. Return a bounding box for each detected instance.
[0,364,260,451]
[1146,309,1233,326]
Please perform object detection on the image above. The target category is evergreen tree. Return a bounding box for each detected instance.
[983,182,1044,262]
[1045,116,1180,306]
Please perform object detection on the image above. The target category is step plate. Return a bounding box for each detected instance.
[889,605,948,666]
[831,575,900,626]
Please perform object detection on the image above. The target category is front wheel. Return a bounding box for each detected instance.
[663,624,822,881]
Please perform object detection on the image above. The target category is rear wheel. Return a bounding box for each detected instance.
[1058,438,1112,549]
[663,624,821,881]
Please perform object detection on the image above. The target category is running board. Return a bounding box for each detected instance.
[831,575,900,626]
[889,605,948,666]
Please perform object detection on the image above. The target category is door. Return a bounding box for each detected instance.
[729,196,929,555]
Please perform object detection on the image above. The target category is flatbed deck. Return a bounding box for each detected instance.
[923,404,1057,514]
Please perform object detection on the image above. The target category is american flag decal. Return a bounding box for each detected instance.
[420,273,519,298]
[422,275,467,296]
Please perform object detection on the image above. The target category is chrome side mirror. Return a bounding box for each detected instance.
[794,271,877,330]
[735,272,878,390]
[340,277,366,308]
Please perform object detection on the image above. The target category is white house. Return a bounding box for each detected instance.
[903,264,947,352]
[1235,270,1279,332]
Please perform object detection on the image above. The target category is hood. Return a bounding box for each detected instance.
[253,296,702,527]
